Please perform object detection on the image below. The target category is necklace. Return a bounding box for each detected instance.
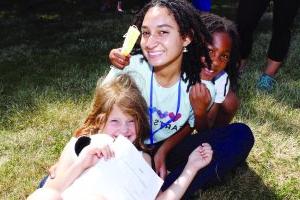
[148,67,181,145]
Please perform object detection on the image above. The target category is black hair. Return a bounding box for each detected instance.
[200,13,240,91]
[131,0,211,91]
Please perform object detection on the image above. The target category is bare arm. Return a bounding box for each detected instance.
[28,146,113,200]
[206,103,220,128]
[156,144,213,200]
[189,83,211,131]
[47,138,77,179]
[156,165,197,200]
[154,124,192,179]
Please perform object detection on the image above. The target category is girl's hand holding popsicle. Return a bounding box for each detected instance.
[109,25,140,69]
[109,48,130,69]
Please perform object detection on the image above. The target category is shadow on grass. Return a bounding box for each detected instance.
[193,164,278,200]
[0,11,133,129]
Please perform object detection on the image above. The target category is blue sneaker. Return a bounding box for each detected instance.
[257,74,276,91]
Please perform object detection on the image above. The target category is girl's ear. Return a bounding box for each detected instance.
[183,35,192,47]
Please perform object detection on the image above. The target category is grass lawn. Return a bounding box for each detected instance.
[0,1,299,200]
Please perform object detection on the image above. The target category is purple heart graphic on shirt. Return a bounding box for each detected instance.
[169,112,182,122]
[157,109,168,118]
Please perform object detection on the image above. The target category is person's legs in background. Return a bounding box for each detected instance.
[100,0,112,12]
[117,1,123,12]
[236,0,269,71]
[257,0,300,91]
[100,0,124,13]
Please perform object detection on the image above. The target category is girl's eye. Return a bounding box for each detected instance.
[110,120,120,124]
[208,49,214,57]
[142,31,150,38]
[158,31,168,36]
[220,55,229,62]
[128,120,135,125]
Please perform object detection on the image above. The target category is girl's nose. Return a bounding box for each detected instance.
[145,35,158,49]
[211,56,221,69]
[119,124,129,135]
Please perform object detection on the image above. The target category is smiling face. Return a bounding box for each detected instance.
[201,32,232,80]
[140,6,191,70]
[103,104,137,142]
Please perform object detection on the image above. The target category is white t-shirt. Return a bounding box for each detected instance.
[104,54,195,144]
[213,71,230,104]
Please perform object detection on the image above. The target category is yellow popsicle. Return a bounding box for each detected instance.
[121,25,140,56]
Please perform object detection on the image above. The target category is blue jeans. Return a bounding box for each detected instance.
[161,123,254,197]
[38,175,48,188]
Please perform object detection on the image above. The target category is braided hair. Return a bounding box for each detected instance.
[200,13,240,90]
[131,0,211,91]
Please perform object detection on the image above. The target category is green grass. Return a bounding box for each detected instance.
[1,3,299,200]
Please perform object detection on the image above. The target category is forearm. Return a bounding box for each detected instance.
[195,103,221,131]
[158,124,192,156]
[205,103,220,129]
[156,165,197,200]
[194,111,208,132]
[27,187,62,200]
[27,162,84,200]
[157,143,213,200]
[46,161,85,193]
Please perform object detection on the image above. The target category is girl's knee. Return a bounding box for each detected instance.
[230,123,255,148]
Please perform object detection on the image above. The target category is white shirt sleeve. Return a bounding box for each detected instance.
[201,80,216,109]
[214,72,230,104]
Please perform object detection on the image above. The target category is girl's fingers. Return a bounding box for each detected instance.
[201,143,212,149]
[48,169,55,179]
[107,146,115,158]
[196,144,213,155]
[92,148,104,158]
[101,145,115,160]
[190,83,205,99]
[101,146,109,160]
[202,143,211,147]
[202,85,210,97]
[201,146,212,152]
[190,85,196,97]
[48,164,58,179]
[197,84,203,96]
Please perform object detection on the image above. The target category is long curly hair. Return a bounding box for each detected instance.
[200,13,241,90]
[131,0,211,91]
[74,74,150,152]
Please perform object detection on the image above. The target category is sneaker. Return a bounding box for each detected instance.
[117,1,124,13]
[257,73,276,91]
